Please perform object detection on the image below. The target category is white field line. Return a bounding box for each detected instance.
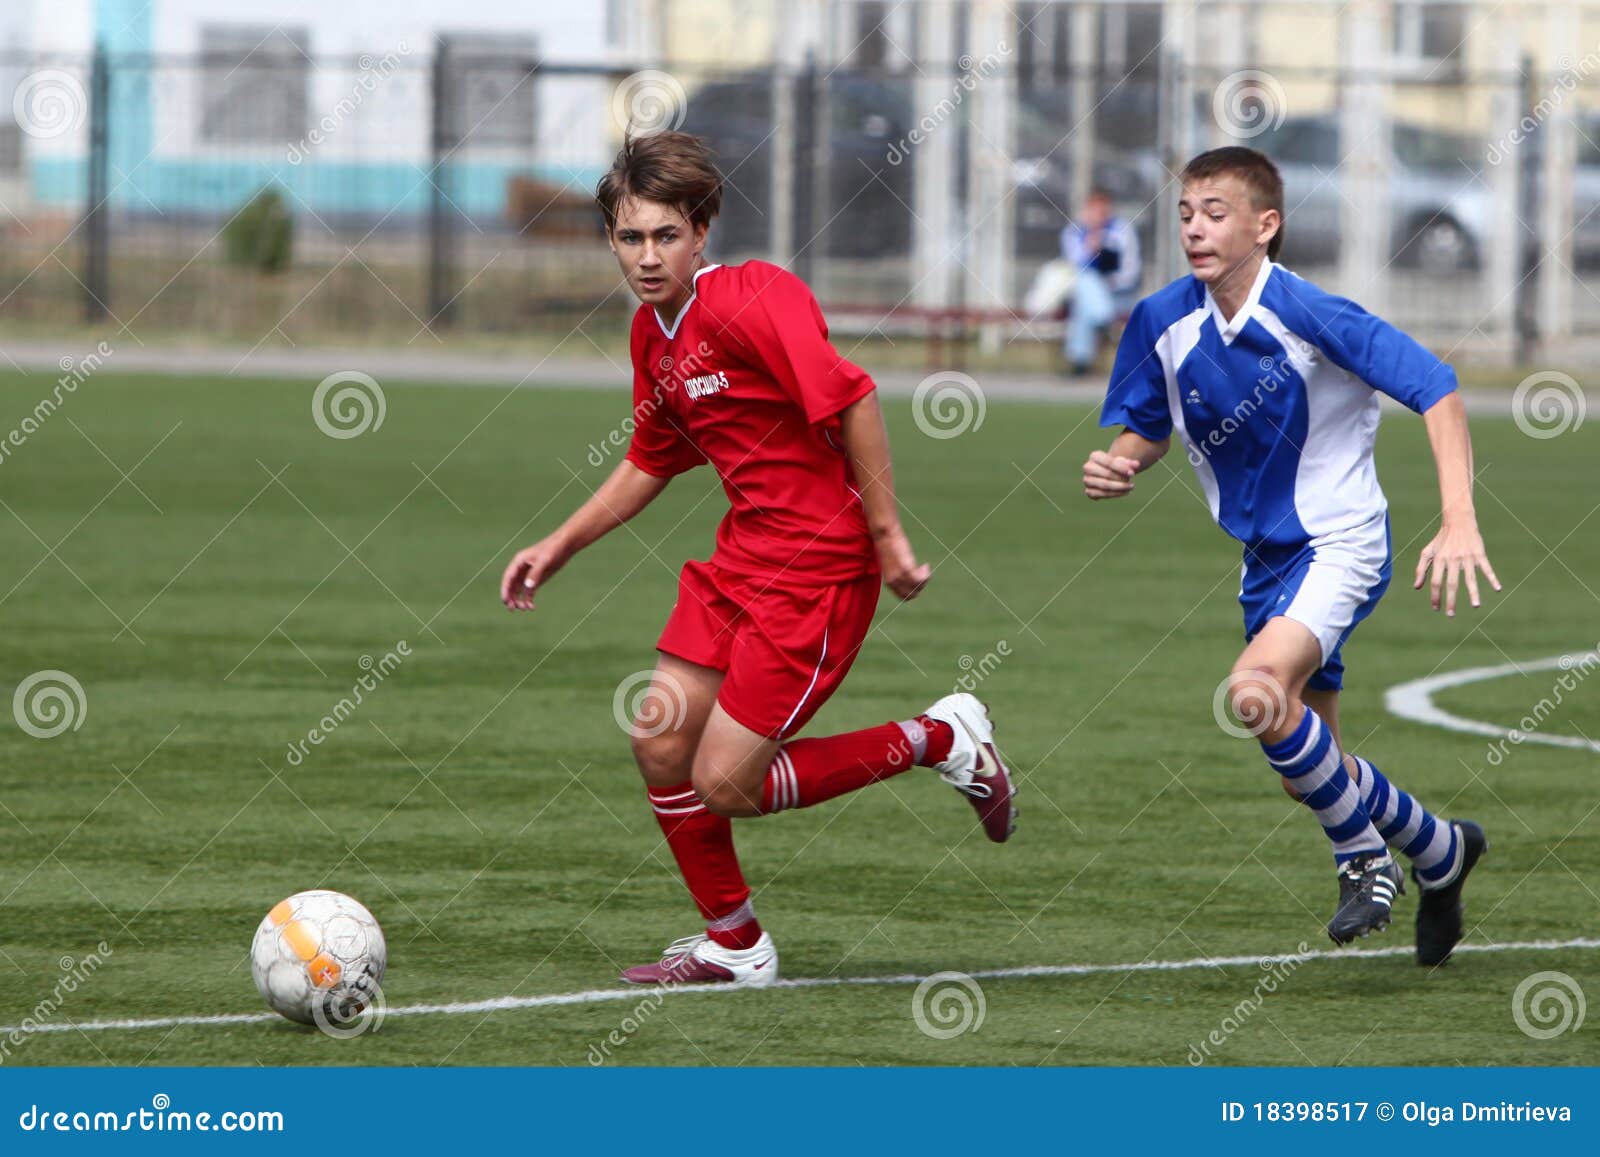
[1385,651,1600,753]
[5,937,1598,1037]
[9,656,1594,1041]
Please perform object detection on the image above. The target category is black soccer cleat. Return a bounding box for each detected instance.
[1415,820,1488,967]
[1327,851,1405,944]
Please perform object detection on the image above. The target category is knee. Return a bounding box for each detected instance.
[1225,665,1294,737]
[631,729,695,788]
[691,768,761,818]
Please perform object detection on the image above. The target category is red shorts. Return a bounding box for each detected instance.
[657,560,880,739]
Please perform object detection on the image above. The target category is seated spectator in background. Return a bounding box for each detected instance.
[1061,190,1142,375]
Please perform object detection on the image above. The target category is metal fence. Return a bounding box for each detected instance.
[3,2,1599,364]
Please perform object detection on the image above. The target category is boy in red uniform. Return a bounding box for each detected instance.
[501,132,1015,986]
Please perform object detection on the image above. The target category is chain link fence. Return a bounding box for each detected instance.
[2,2,1598,365]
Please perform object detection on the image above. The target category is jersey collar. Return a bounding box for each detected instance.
[653,263,723,340]
[1204,257,1273,345]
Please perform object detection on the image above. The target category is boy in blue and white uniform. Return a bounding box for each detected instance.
[1082,147,1500,962]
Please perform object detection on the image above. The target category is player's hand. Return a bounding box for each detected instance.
[500,536,571,611]
[1414,520,1501,616]
[874,526,931,601]
[1083,450,1141,499]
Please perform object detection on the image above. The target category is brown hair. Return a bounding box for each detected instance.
[1180,146,1285,260]
[595,131,723,234]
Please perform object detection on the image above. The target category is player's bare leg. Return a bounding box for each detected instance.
[629,654,722,788]
[690,707,782,818]
[1227,618,1401,943]
[696,697,1014,841]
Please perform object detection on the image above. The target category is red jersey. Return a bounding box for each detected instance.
[624,260,877,584]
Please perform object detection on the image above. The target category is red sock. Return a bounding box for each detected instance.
[647,784,762,950]
[761,722,938,813]
[918,717,955,766]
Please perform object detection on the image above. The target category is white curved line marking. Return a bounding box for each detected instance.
[1385,652,1600,753]
[5,936,1599,1037]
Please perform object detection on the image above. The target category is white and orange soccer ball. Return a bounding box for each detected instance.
[250,890,386,1028]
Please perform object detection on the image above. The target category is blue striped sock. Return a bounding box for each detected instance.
[1261,709,1384,864]
[1351,756,1461,889]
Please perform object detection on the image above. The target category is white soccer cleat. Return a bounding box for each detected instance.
[924,692,1017,843]
[620,931,780,987]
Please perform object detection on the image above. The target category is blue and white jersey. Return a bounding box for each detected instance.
[1100,259,1457,548]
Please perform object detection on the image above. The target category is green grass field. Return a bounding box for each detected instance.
[0,368,1595,1067]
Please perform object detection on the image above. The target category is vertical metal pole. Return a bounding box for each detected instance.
[912,0,957,311]
[1068,2,1097,218]
[1484,19,1521,359]
[427,38,456,329]
[1537,10,1576,364]
[791,52,818,285]
[1338,0,1388,316]
[83,45,110,324]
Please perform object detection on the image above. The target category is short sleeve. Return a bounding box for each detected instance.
[1099,300,1173,441]
[1269,274,1457,413]
[624,339,705,479]
[722,264,875,424]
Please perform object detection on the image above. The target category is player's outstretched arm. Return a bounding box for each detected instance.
[500,460,670,611]
[837,390,931,601]
[1082,429,1169,500]
[1414,391,1501,616]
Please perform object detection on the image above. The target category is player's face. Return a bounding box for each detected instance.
[609,197,708,315]
[1177,176,1279,286]
[1080,193,1111,230]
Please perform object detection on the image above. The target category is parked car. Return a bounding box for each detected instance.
[1254,115,1490,272]
[680,72,912,258]
[680,72,1160,261]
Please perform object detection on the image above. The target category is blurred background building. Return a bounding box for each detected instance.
[1,1,1595,365]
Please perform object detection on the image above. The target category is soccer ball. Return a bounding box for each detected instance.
[250,889,386,1027]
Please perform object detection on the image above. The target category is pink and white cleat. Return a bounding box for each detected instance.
[619,932,779,987]
[925,693,1017,843]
